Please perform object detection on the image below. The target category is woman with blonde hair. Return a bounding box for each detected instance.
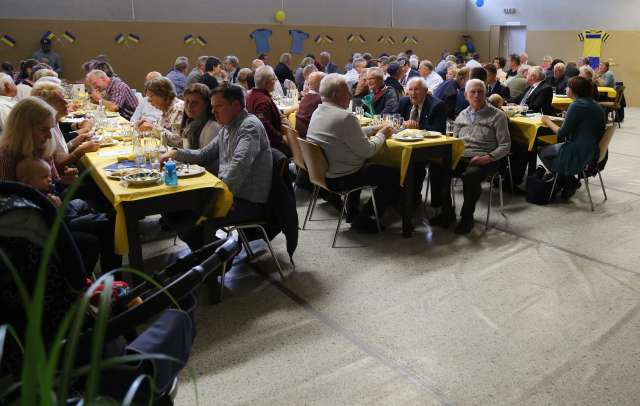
[31,81,99,170]
[0,96,64,182]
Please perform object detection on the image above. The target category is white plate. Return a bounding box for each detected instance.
[122,171,162,187]
[392,133,424,141]
[424,131,443,138]
[176,164,206,178]
[105,167,150,180]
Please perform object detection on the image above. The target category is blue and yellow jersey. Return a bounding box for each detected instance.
[578,30,610,57]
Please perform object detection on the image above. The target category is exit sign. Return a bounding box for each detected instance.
[504,8,517,14]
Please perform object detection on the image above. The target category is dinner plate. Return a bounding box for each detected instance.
[99,139,119,147]
[105,111,120,118]
[392,133,424,141]
[122,171,162,187]
[176,164,206,178]
[424,131,443,138]
[105,167,149,180]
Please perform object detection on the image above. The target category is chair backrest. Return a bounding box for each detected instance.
[283,125,306,170]
[598,125,616,163]
[297,138,328,190]
[614,84,625,105]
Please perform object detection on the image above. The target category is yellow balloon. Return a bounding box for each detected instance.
[460,44,468,54]
[275,9,286,23]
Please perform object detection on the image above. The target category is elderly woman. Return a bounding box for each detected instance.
[579,65,600,98]
[31,81,99,170]
[274,52,295,85]
[301,63,318,96]
[294,56,315,91]
[540,76,606,199]
[138,77,184,147]
[181,83,220,150]
[245,65,290,156]
[235,68,253,92]
[32,68,58,83]
[353,67,398,115]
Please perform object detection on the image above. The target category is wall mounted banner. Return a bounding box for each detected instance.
[1,34,16,48]
[196,35,207,46]
[578,29,610,69]
[289,29,309,54]
[128,33,140,44]
[402,36,418,45]
[62,31,76,43]
[184,34,194,45]
[115,33,126,45]
[250,29,273,54]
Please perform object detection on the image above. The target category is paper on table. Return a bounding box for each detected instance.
[98,149,131,157]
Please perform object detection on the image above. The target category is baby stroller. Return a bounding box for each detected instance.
[0,181,239,404]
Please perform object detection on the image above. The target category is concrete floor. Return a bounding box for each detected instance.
[162,108,640,405]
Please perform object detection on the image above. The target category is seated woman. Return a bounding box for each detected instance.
[539,76,606,198]
[235,68,253,92]
[181,83,221,151]
[31,81,99,172]
[15,59,39,100]
[137,77,184,147]
[0,97,121,271]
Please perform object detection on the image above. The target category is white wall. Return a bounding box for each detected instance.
[0,0,467,29]
[466,0,640,31]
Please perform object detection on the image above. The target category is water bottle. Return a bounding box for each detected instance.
[164,158,178,186]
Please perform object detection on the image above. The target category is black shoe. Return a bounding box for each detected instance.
[454,218,474,235]
[560,185,578,200]
[351,216,383,233]
[430,212,455,228]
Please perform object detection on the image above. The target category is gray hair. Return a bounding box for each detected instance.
[300,56,315,68]
[33,69,58,82]
[554,62,566,73]
[406,76,428,91]
[419,60,434,71]
[34,76,62,86]
[579,65,595,79]
[353,58,367,68]
[198,55,209,66]
[319,73,346,103]
[409,55,419,69]
[320,51,331,59]
[528,65,545,81]
[224,55,240,67]
[543,55,553,63]
[367,67,385,81]
[465,78,486,93]
[254,65,276,89]
[302,64,317,77]
[517,64,530,77]
[86,69,108,80]
[446,54,457,62]
[279,52,292,64]
[174,56,189,70]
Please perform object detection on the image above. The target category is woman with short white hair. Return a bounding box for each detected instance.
[274,52,295,85]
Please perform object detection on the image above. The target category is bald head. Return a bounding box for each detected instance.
[145,71,162,81]
[307,72,325,92]
[251,59,265,71]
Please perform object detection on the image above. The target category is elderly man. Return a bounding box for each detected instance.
[166,56,189,97]
[32,37,62,75]
[130,71,163,124]
[186,55,208,87]
[251,59,284,97]
[546,62,568,94]
[307,74,399,232]
[353,67,399,115]
[429,79,511,234]
[541,55,554,77]
[418,60,444,92]
[161,84,272,250]
[246,65,290,155]
[274,53,295,85]
[295,71,325,138]
[520,52,529,66]
[319,52,339,74]
[507,64,529,101]
[86,69,138,120]
[384,62,405,98]
[223,55,241,83]
[0,73,17,135]
[515,66,553,114]
[398,57,420,86]
[344,57,367,90]
[484,63,510,100]
[597,61,616,88]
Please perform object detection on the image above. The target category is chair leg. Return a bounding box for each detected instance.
[486,176,493,230]
[303,185,319,229]
[583,171,594,211]
[256,225,285,280]
[597,170,608,201]
[548,174,558,202]
[219,260,228,301]
[424,165,431,206]
[451,179,457,209]
[237,229,255,258]
[499,175,505,217]
[369,187,382,233]
[332,191,349,248]
[507,156,514,193]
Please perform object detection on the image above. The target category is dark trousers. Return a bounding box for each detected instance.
[430,157,500,220]
[164,198,265,251]
[325,164,400,218]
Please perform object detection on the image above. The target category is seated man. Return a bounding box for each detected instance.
[429,79,511,234]
[418,60,443,93]
[384,62,405,99]
[546,62,568,94]
[455,66,487,117]
[434,67,469,120]
[484,63,510,100]
[295,71,325,138]
[245,65,291,156]
[596,61,616,88]
[86,69,139,120]
[161,84,272,250]
[353,67,398,115]
[506,65,529,101]
[514,66,554,115]
[307,73,400,232]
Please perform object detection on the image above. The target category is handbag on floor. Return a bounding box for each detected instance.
[525,166,557,205]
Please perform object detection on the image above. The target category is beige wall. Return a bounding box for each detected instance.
[473,30,637,105]
[0,19,464,91]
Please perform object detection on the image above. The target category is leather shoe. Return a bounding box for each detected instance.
[454,218,474,234]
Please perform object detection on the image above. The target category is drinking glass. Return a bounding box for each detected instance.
[446,121,456,137]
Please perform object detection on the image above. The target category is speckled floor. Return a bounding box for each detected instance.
[143,108,640,406]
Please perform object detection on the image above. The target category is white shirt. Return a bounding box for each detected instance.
[466,59,482,69]
[0,95,17,136]
[344,69,360,90]
[199,119,221,149]
[129,96,162,124]
[15,84,32,101]
[425,71,444,92]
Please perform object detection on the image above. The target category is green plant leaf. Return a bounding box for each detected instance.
[122,374,154,406]
[84,275,113,402]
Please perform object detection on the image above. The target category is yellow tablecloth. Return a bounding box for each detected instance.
[552,96,573,110]
[81,146,233,255]
[371,136,465,186]
[509,116,558,150]
[598,86,617,99]
[288,112,296,129]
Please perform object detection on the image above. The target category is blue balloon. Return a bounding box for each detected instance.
[475,0,484,6]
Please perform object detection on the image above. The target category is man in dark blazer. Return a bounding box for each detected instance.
[319,51,339,74]
[396,76,448,203]
[384,62,405,99]
[515,66,554,115]
[545,62,568,94]
[398,57,420,86]
[484,63,510,100]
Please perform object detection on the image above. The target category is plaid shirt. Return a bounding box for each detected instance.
[105,77,138,121]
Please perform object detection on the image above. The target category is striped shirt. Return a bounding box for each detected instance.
[105,77,138,121]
